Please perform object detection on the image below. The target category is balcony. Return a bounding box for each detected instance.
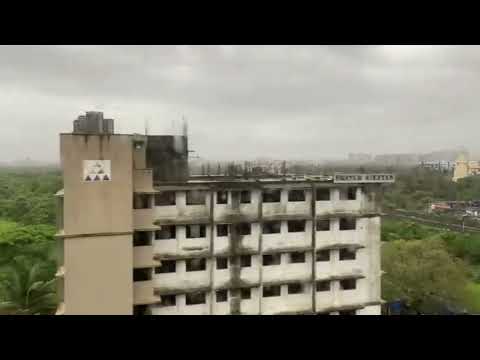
[335,279,368,308]
[262,262,311,284]
[134,280,160,305]
[213,267,260,289]
[262,231,312,252]
[153,270,210,294]
[316,200,362,216]
[213,225,261,255]
[214,190,260,223]
[262,293,312,315]
[134,169,155,193]
[134,246,161,268]
[133,209,158,230]
[315,292,335,312]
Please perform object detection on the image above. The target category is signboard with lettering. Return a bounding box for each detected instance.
[333,173,395,184]
[83,160,111,182]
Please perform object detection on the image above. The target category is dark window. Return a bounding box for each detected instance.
[237,223,251,236]
[339,309,357,315]
[216,257,228,270]
[240,288,251,300]
[133,194,151,209]
[347,187,357,200]
[186,258,207,272]
[133,304,148,316]
[339,248,356,261]
[155,260,176,274]
[240,255,251,268]
[288,220,305,233]
[263,285,281,297]
[186,190,206,205]
[316,281,331,292]
[263,254,281,266]
[263,221,281,234]
[263,189,281,203]
[240,191,251,203]
[217,224,229,237]
[339,218,356,231]
[316,188,330,201]
[133,231,151,246]
[160,294,176,307]
[216,290,228,303]
[155,226,176,240]
[155,191,176,206]
[340,187,357,200]
[133,268,151,282]
[186,224,206,238]
[316,219,330,231]
[316,250,330,262]
[288,283,303,294]
[288,189,305,202]
[340,278,357,290]
[289,252,306,263]
[186,292,206,305]
[217,191,228,204]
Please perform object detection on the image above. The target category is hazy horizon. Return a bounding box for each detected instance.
[2,45,480,163]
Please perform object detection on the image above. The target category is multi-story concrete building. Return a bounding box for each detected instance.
[453,153,480,182]
[55,112,394,315]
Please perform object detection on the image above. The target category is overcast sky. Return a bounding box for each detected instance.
[1,45,478,163]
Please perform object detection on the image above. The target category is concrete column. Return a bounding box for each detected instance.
[178,225,186,242]
[281,284,288,297]
[177,191,186,213]
[332,188,340,201]
[281,189,288,207]
[177,260,186,273]
[280,220,288,234]
[331,218,339,231]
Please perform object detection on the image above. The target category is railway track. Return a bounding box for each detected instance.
[384,210,480,234]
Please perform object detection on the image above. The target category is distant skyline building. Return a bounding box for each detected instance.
[453,153,480,182]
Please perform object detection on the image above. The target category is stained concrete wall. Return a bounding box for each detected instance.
[63,235,133,315]
[137,183,383,315]
[60,134,134,315]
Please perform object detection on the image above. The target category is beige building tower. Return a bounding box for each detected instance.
[56,112,394,315]
[453,152,480,182]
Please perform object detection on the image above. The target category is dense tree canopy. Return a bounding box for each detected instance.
[0,169,62,225]
[382,238,469,313]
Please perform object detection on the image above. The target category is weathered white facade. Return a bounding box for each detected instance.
[133,183,384,315]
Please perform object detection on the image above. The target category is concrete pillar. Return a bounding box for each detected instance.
[177,260,186,273]
[178,225,186,242]
[281,189,288,206]
[332,188,340,202]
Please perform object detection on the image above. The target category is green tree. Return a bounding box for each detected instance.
[0,257,57,315]
[0,221,56,268]
[382,238,469,313]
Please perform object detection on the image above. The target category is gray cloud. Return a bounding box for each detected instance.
[0,45,479,162]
